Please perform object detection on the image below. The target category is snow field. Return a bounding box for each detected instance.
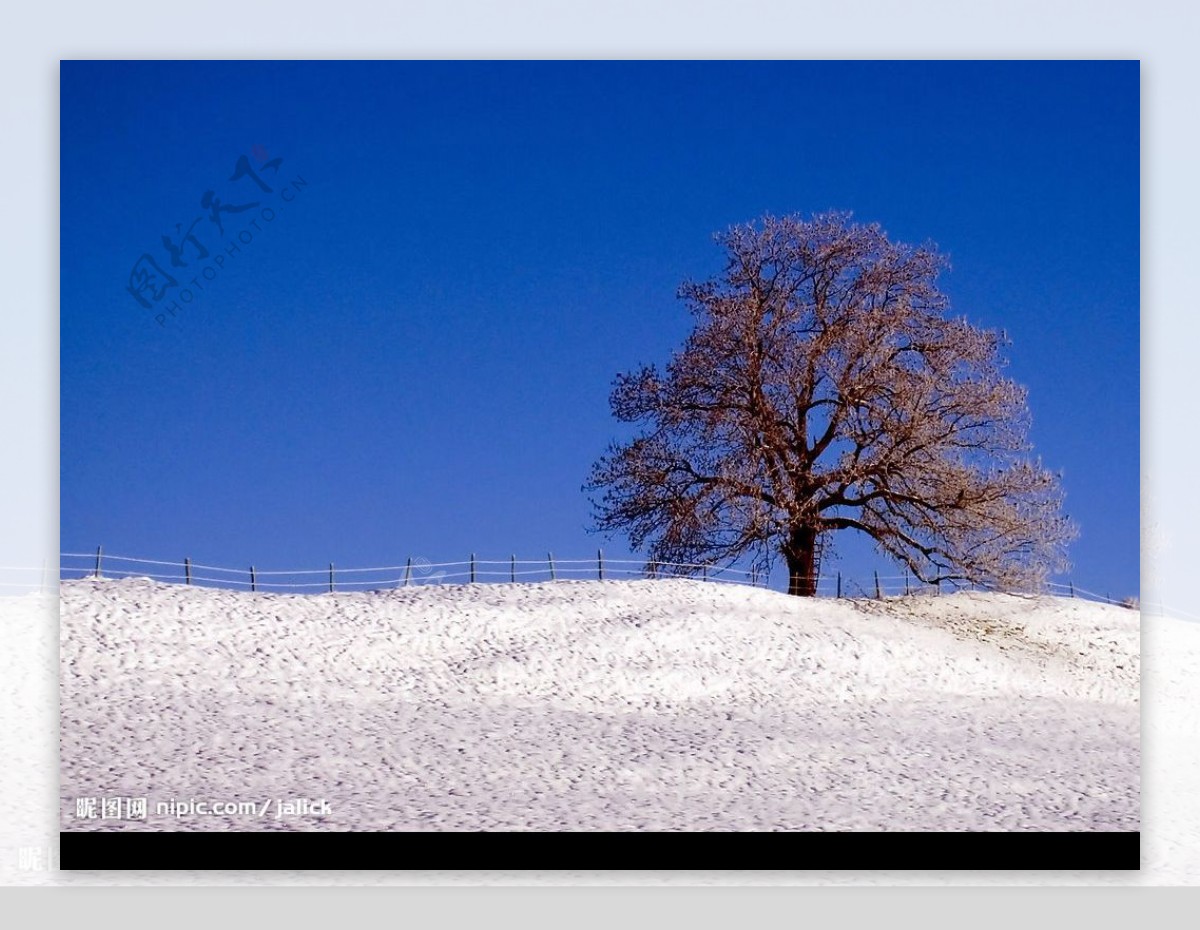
[59,578,1139,831]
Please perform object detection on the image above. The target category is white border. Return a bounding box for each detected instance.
[3,0,1195,899]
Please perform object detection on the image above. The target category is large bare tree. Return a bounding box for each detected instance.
[586,212,1077,596]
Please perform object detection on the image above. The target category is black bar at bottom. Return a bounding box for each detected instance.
[59,830,1140,871]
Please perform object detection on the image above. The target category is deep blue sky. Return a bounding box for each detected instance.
[60,60,1139,596]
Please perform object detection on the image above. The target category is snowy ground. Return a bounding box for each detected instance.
[58,578,1139,832]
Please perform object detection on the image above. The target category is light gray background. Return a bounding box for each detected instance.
[1,0,1193,913]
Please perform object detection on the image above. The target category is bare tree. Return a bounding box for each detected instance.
[586,212,1076,596]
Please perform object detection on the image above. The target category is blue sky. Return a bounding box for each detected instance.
[60,60,1139,596]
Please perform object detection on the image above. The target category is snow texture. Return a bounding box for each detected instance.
[58,578,1138,833]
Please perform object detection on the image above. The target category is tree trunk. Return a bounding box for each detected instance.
[784,525,818,597]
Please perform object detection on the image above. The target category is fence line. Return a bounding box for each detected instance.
[0,549,1123,610]
[51,549,768,592]
[59,553,776,576]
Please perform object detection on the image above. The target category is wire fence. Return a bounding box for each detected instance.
[0,547,1144,613]
[53,548,771,593]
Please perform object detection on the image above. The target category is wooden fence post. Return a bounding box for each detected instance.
[1069,580,1075,598]
[511,554,516,584]
[94,544,103,579]
[471,553,476,584]
[329,562,335,593]
[837,572,842,599]
[598,548,604,581]
[875,570,881,599]
[548,551,556,581]
[250,565,256,592]
[703,563,708,581]
[905,572,910,595]
[404,557,412,587]
[185,557,191,585]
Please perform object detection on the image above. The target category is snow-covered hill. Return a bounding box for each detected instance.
[59,578,1139,831]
